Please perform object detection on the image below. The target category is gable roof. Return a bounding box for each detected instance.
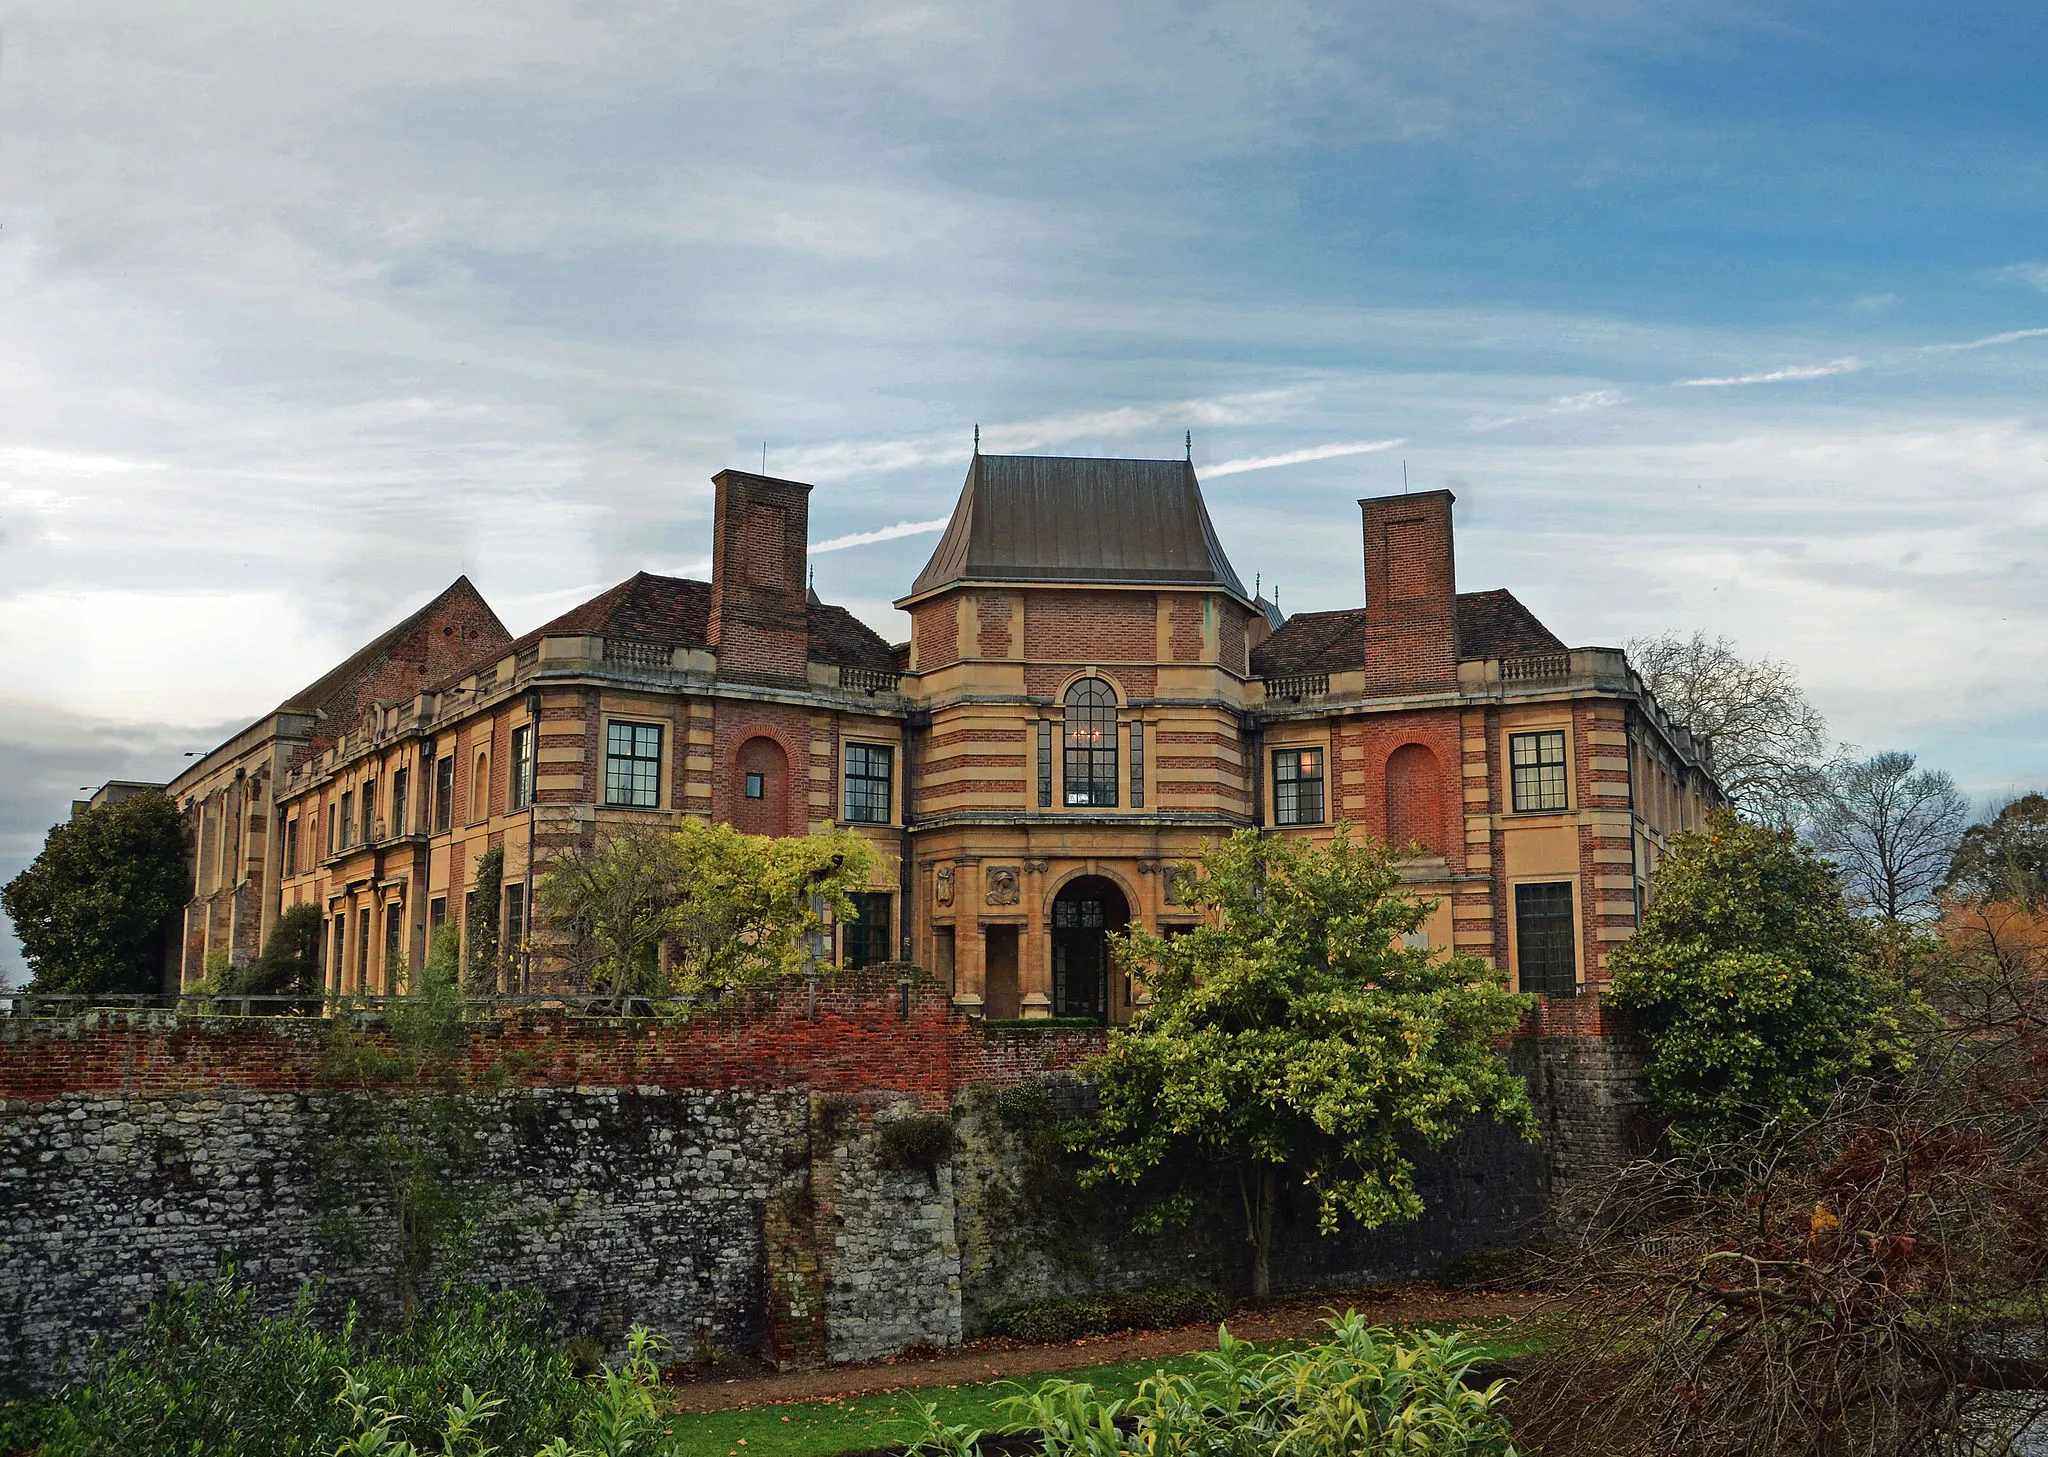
[433,571,898,688]
[905,453,1249,601]
[282,575,509,718]
[1249,589,1568,677]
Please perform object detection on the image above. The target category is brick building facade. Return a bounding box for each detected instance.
[175,453,1719,1018]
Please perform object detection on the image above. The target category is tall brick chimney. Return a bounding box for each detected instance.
[708,469,813,684]
[1359,488,1458,693]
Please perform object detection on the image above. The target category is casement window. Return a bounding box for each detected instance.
[504,885,525,958]
[339,790,354,849]
[357,907,371,983]
[744,772,765,799]
[390,767,409,837]
[842,892,892,969]
[843,743,893,824]
[1062,678,1119,807]
[434,755,454,832]
[1514,882,1577,996]
[605,722,663,807]
[1510,730,1569,813]
[509,725,533,811]
[1037,720,1053,808]
[1129,721,1145,808]
[384,904,404,986]
[1273,747,1325,826]
[285,817,299,876]
[331,916,347,991]
[361,778,377,843]
[429,897,447,933]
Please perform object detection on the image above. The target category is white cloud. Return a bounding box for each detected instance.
[1676,357,1865,387]
[1205,439,1403,476]
[1921,327,2048,353]
[1994,262,2048,293]
[809,518,952,554]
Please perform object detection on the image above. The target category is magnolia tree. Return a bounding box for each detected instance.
[1068,826,1534,1299]
[536,820,875,997]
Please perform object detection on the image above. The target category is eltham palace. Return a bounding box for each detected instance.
[167,453,1722,1019]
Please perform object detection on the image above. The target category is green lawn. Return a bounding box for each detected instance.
[665,1318,1538,1457]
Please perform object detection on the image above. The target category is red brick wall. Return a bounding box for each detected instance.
[1169,596,1203,662]
[708,471,811,684]
[0,974,1106,1111]
[1023,665,1157,699]
[713,703,813,836]
[1385,742,1447,855]
[1217,605,1247,676]
[913,600,960,672]
[1024,591,1155,662]
[975,595,1012,658]
[1332,708,1465,871]
[1360,491,1458,693]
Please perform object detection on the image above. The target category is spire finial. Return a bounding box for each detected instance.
[973,423,980,455]
[808,563,815,592]
[1254,572,1261,598]
[1185,429,1192,462]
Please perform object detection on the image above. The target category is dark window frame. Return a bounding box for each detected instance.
[1062,678,1119,808]
[1273,747,1326,826]
[842,892,892,969]
[1510,730,1570,813]
[390,766,409,837]
[843,742,894,824]
[1037,720,1053,808]
[605,722,663,808]
[434,755,454,832]
[285,817,299,877]
[361,778,377,843]
[509,724,533,811]
[1514,881,1578,996]
[744,772,765,799]
[339,789,354,850]
[1129,720,1145,808]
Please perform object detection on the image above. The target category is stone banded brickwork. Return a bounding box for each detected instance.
[0,976,1631,1392]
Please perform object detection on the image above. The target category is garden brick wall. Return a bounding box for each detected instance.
[0,973,1633,1392]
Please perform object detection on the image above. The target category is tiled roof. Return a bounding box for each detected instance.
[430,572,896,688]
[1248,589,1567,677]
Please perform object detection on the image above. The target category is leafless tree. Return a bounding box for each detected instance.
[1807,751,1973,922]
[1625,631,1831,820]
[1513,923,2048,1457]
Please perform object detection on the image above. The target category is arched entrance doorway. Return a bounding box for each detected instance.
[1051,876,1129,1022]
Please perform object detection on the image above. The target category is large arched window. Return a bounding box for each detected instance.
[1063,678,1119,807]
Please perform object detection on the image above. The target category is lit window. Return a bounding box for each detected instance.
[1062,679,1118,807]
[1515,882,1577,995]
[1510,731,1568,812]
[843,743,893,823]
[1273,748,1325,825]
[605,722,662,807]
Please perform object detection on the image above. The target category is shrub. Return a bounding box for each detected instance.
[910,1313,1516,1456]
[1435,1246,1552,1291]
[987,1282,1230,1343]
[877,1110,955,1175]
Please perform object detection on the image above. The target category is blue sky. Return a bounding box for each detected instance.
[3,1,2045,978]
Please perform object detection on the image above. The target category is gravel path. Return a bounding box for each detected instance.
[667,1284,1542,1414]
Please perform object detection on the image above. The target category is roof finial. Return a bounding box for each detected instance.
[1185,429,1192,462]
[808,563,815,592]
[1254,571,1261,599]
[973,423,980,455]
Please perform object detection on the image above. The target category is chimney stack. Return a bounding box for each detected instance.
[1359,488,1458,692]
[708,469,813,684]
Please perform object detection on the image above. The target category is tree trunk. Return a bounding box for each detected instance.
[1248,1166,1277,1300]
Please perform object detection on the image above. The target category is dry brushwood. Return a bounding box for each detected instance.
[1514,935,2048,1457]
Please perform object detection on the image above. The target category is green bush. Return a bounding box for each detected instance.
[1435,1246,1552,1291]
[986,1282,1230,1343]
[877,1111,954,1175]
[0,1270,586,1457]
[912,1313,1515,1456]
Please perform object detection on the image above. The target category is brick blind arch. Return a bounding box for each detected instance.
[734,735,792,837]
[1385,742,1444,856]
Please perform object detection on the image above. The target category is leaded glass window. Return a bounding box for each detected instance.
[605,722,662,807]
[844,743,893,823]
[1273,748,1324,825]
[1515,882,1577,995]
[1510,730,1568,812]
[1062,679,1118,807]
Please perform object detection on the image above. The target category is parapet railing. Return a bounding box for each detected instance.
[1261,673,1330,702]
[1500,652,1573,683]
[840,666,903,696]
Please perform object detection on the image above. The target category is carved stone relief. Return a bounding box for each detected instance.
[984,866,1021,906]
[934,865,954,907]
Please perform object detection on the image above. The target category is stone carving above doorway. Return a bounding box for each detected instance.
[984,866,1021,906]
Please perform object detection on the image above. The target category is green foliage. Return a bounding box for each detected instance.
[1434,1247,1550,1292]
[1068,826,1534,1295]
[1945,791,2048,907]
[251,902,328,995]
[876,1111,955,1177]
[1607,811,1911,1138]
[0,1271,586,1457]
[465,847,504,991]
[986,1283,1231,1344]
[954,1313,1517,1456]
[2,789,187,994]
[536,820,875,998]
